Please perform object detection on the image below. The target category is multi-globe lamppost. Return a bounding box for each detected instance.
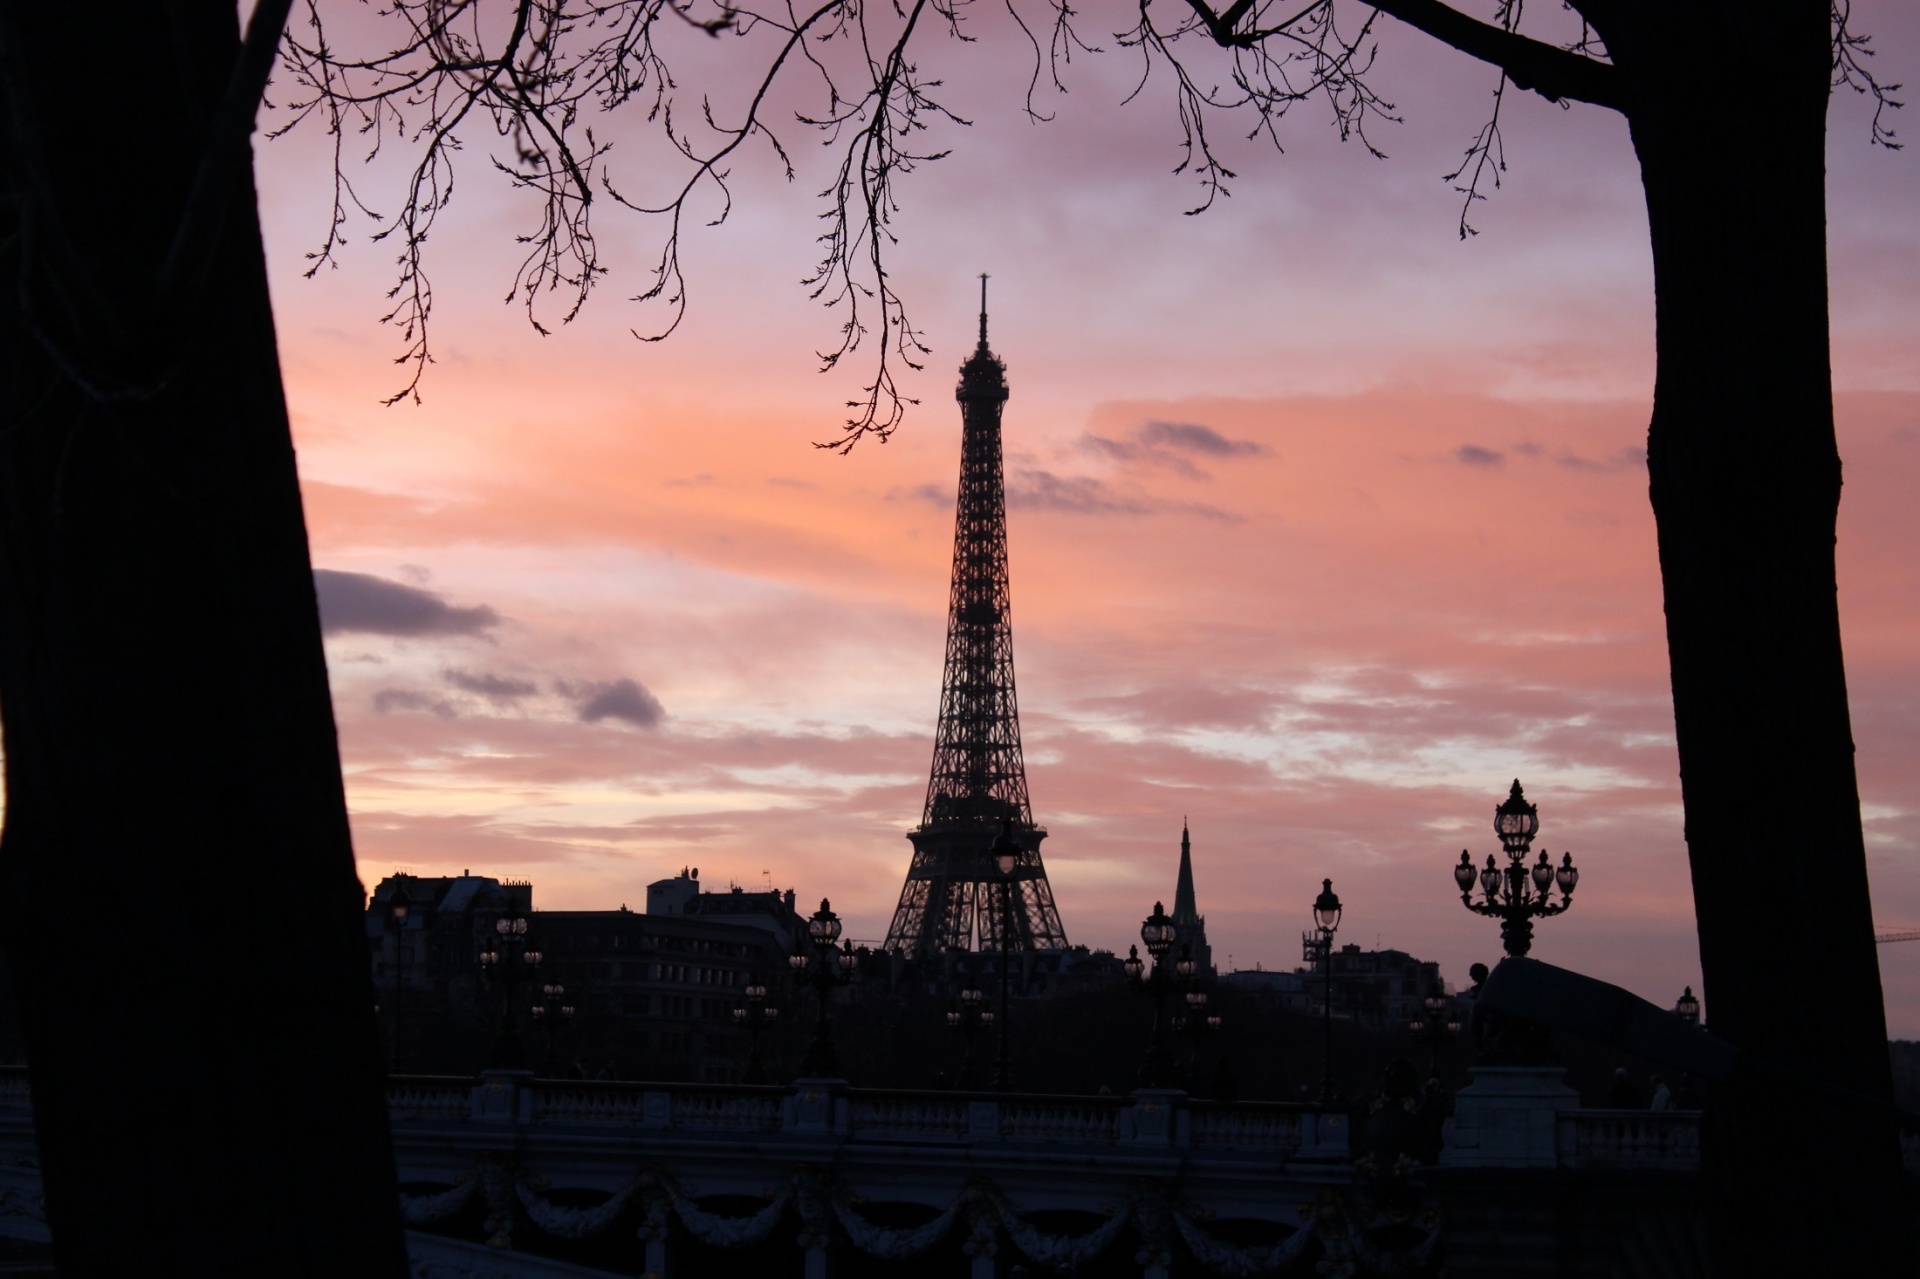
[946,980,993,1089]
[1407,983,1461,1072]
[531,982,575,1076]
[732,976,779,1084]
[1453,779,1579,958]
[790,899,856,1077]
[480,914,543,1069]
[1123,903,1184,1088]
[1171,986,1221,1090]
[1308,879,1342,1103]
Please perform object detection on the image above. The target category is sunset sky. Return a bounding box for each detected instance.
[254,4,1920,1030]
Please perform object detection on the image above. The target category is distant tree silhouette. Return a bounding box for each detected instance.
[0,1,405,1273]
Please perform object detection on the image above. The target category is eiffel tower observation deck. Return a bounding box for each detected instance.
[883,280,1070,960]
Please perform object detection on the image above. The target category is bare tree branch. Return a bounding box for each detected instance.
[1832,0,1902,149]
[269,0,1901,443]
[1361,0,1621,108]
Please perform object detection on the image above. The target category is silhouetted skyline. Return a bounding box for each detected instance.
[257,6,1920,1028]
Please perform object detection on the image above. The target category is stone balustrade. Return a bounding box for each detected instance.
[391,1073,1341,1158]
[1557,1108,1702,1170]
[388,1074,481,1121]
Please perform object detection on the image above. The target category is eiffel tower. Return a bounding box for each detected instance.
[882,279,1070,960]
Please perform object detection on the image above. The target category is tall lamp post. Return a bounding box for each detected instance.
[991,823,1020,1092]
[384,885,411,1071]
[732,976,779,1083]
[1407,983,1461,1073]
[1311,878,1342,1103]
[791,899,855,1077]
[1125,903,1182,1088]
[1452,780,1579,958]
[531,982,575,1076]
[479,914,543,1069]
[945,980,992,1088]
[1172,985,1221,1091]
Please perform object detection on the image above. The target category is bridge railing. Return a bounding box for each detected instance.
[1188,1099,1308,1155]
[377,1072,1352,1159]
[387,1075,478,1120]
[1556,1109,1701,1170]
[0,1064,1730,1174]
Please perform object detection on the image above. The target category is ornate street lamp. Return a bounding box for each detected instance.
[1127,904,1185,1088]
[792,899,854,1077]
[945,978,993,1088]
[1171,988,1222,1092]
[479,913,542,1069]
[1407,983,1462,1072]
[1675,986,1701,1027]
[384,885,412,1071]
[531,981,576,1076]
[1311,878,1341,1103]
[991,822,1021,1092]
[732,975,779,1083]
[1453,780,1579,958]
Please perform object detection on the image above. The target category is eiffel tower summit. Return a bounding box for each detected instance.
[883,279,1071,960]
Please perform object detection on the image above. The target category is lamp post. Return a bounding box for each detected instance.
[1452,780,1579,958]
[1675,986,1701,1026]
[1171,987,1221,1091]
[479,914,543,1069]
[791,899,855,1077]
[991,822,1020,1092]
[1407,983,1461,1073]
[384,885,411,1071]
[945,979,992,1088]
[1309,878,1342,1103]
[732,976,779,1083]
[1126,902,1182,1088]
[530,982,575,1076]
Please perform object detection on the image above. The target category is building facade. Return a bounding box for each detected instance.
[366,870,805,1082]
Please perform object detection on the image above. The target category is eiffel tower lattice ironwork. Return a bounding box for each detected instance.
[883,279,1070,960]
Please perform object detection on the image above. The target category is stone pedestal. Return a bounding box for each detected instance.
[1299,1109,1350,1160]
[1121,1089,1186,1147]
[471,1069,533,1124]
[1440,1065,1577,1168]
[784,1078,848,1136]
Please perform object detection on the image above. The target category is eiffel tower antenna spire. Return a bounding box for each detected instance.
[883,284,1069,960]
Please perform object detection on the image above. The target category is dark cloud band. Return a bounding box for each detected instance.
[565,678,666,728]
[314,570,500,638]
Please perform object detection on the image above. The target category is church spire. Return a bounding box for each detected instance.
[1173,819,1200,926]
[1170,821,1212,975]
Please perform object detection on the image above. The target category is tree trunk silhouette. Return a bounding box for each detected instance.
[1624,7,1908,1271]
[0,2,406,1273]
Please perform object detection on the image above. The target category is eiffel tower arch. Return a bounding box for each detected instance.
[883,280,1070,961]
